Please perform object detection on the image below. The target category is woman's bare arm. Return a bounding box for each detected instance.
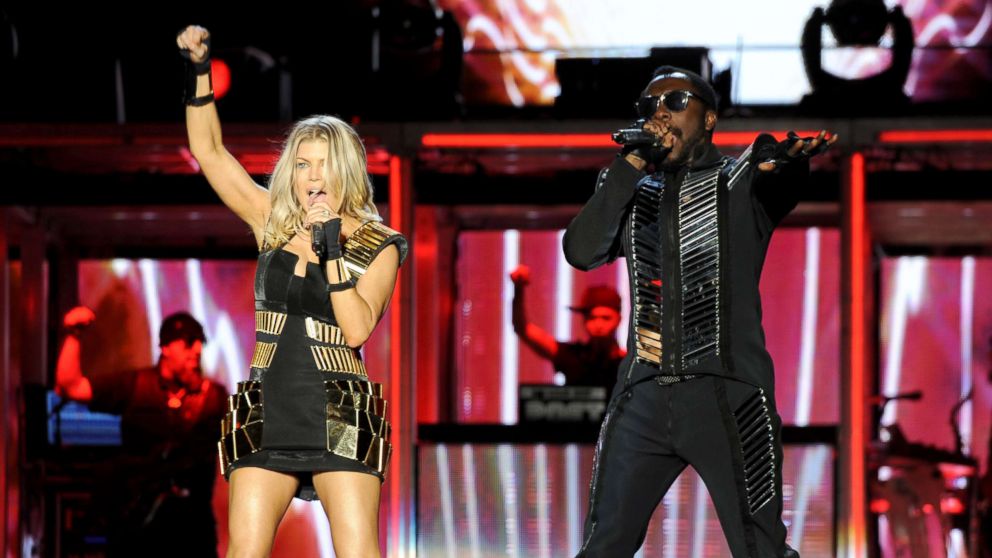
[178,25,270,245]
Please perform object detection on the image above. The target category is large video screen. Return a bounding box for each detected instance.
[440,0,991,106]
[454,227,841,426]
[879,257,992,470]
[419,443,835,556]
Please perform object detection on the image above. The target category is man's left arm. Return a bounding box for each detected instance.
[751,130,836,230]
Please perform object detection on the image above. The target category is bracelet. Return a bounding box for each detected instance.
[326,278,358,293]
[192,57,212,76]
[187,92,215,107]
[183,64,214,107]
[317,219,343,261]
[180,35,214,107]
[177,35,212,74]
[325,258,356,292]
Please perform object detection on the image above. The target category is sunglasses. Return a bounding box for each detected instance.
[635,90,703,118]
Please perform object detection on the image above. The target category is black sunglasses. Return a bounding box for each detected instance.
[635,90,702,118]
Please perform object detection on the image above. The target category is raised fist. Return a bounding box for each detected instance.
[509,265,531,286]
[63,306,95,330]
[176,25,211,64]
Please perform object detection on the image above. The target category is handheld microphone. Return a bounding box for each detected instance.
[311,224,326,257]
[868,390,923,404]
[613,118,664,147]
[612,129,661,147]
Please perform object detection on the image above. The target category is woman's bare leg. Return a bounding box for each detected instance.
[312,471,382,558]
[226,467,300,558]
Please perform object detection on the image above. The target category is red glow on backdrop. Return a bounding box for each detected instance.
[413,206,441,424]
[845,151,869,557]
[940,497,965,515]
[714,131,824,146]
[367,149,391,164]
[367,148,392,175]
[878,129,992,144]
[223,148,391,176]
[421,133,611,148]
[420,131,825,149]
[869,498,891,514]
[211,59,231,100]
[386,155,407,557]
[237,152,279,175]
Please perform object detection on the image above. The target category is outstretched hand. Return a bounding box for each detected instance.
[756,130,837,173]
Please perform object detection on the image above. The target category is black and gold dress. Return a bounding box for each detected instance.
[219,220,408,500]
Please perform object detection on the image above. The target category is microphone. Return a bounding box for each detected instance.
[311,224,326,258]
[868,390,923,404]
[612,119,663,147]
[612,129,661,147]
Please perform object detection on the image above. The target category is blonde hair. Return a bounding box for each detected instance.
[261,115,380,251]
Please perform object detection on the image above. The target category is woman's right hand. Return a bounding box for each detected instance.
[176,25,211,64]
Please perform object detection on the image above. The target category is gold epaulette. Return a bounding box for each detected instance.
[342,221,407,280]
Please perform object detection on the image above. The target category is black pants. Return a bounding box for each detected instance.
[577,375,797,558]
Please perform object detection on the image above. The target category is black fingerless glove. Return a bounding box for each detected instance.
[313,218,343,261]
[752,131,829,172]
[179,33,214,106]
[314,219,356,292]
[178,35,212,75]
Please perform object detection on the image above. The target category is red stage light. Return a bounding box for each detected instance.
[869,498,890,514]
[878,130,992,143]
[421,133,612,148]
[420,131,825,149]
[713,131,824,146]
[940,497,965,515]
[844,152,869,555]
[387,155,406,557]
[212,59,232,100]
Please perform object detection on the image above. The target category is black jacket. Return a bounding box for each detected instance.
[562,140,809,394]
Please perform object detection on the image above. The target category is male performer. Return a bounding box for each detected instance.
[511,265,624,398]
[56,308,227,557]
[563,65,835,557]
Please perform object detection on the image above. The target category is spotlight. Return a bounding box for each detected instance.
[825,0,890,46]
[211,59,231,101]
[367,0,463,119]
[800,2,915,115]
